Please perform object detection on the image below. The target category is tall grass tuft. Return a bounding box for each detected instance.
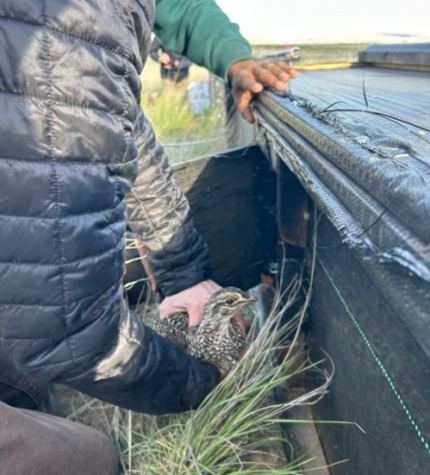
[127,331,326,474]
[113,258,330,473]
[61,239,335,475]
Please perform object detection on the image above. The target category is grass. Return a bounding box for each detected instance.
[56,238,339,475]
[140,59,229,163]
[63,296,329,475]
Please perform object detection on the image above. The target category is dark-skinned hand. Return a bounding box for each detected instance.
[228,59,298,123]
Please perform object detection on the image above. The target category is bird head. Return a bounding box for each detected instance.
[201,287,257,324]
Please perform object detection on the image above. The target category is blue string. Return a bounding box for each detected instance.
[317,253,430,456]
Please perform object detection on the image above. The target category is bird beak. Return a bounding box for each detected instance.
[239,295,257,304]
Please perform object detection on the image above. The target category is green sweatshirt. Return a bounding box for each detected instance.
[154,0,253,81]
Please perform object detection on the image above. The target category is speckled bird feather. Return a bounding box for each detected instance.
[155,287,253,372]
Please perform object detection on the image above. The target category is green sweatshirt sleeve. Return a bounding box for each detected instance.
[153,0,253,80]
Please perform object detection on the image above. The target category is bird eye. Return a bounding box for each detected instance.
[225,298,236,305]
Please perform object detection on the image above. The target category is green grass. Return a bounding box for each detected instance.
[63,259,336,475]
[140,59,228,163]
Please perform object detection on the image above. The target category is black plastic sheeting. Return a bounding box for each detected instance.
[254,66,430,475]
[310,216,430,475]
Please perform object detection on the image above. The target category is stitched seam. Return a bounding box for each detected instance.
[105,58,133,283]
[2,295,111,341]
[1,336,55,341]
[0,14,133,62]
[0,344,103,369]
[0,237,123,268]
[0,279,122,309]
[108,177,121,284]
[40,2,74,364]
[0,89,126,118]
[0,199,124,220]
[0,155,135,166]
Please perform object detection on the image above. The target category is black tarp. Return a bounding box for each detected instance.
[254,64,430,475]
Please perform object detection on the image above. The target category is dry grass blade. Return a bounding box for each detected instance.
[57,230,342,475]
[115,259,332,474]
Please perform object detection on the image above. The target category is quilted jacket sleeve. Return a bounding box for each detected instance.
[65,301,222,415]
[0,0,221,415]
[126,109,212,296]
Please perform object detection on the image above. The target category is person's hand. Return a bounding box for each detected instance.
[158,52,172,68]
[159,279,222,327]
[159,280,248,330]
[228,59,298,123]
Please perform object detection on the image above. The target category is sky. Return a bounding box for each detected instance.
[215,0,430,44]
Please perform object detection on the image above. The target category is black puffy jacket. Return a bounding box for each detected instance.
[0,0,224,414]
